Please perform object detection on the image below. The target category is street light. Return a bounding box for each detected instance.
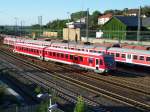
[37,93,57,112]
[14,17,18,37]
[67,12,70,48]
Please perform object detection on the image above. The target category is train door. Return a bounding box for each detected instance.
[95,59,99,70]
[126,54,132,63]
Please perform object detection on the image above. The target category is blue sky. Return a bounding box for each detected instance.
[0,0,149,25]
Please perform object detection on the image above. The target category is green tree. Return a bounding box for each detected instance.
[104,9,123,15]
[34,86,41,94]
[142,6,150,17]
[71,11,88,21]
[89,10,101,29]
[46,19,68,30]
[0,86,5,99]
[74,96,86,112]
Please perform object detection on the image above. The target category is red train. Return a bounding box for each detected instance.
[13,43,116,73]
[3,36,150,67]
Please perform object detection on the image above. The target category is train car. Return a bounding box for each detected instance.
[14,43,45,59]
[107,47,150,67]
[13,43,116,73]
[7,35,150,67]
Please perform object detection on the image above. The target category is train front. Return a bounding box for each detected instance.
[103,55,116,73]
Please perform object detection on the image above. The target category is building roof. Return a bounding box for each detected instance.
[126,9,139,14]
[142,17,150,27]
[99,13,113,19]
[114,16,138,27]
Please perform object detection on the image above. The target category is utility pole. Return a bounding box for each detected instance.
[137,6,141,44]
[86,8,89,42]
[20,21,23,37]
[38,16,42,37]
[14,17,18,37]
[67,12,70,48]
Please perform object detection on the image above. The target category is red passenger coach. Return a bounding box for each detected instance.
[14,43,45,59]
[107,47,150,67]
[14,43,116,73]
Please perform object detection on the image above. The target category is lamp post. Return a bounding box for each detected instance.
[67,12,70,48]
[37,93,57,112]
[137,6,141,44]
[86,8,89,42]
[14,17,18,37]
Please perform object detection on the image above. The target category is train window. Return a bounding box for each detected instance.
[49,52,52,56]
[61,53,64,58]
[82,49,84,51]
[65,54,68,59]
[127,54,131,59]
[53,52,56,56]
[100,59,103,65]
[96,59,99,65]
[111,53,115,56]
[57,53,60,57]
[98,51,101,53]
[70,55,73,60]
[89,58,94,64]
[116,53,120,57]
[74,56,78,61]
[146,57,150,61]
[79,56,83,62]
[139,56,144,60]
[133,55,138,60]
[121,54,126,58]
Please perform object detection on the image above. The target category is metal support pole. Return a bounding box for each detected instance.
[86,8,89,42]
[67,12,70,48]
[137,6,141,44]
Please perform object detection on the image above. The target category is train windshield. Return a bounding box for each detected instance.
[104,56,115,65]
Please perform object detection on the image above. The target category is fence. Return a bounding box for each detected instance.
[0,104,64,112]
[1,28,150,42]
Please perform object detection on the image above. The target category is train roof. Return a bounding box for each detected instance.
[109,47,150,55]
[15,43,105,56]
[15,43,46,48]
[45,46,104,57]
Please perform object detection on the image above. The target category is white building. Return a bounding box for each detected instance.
[98,14,112,25]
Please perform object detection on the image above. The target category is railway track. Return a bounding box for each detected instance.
[0,49,104,108]
[0,48,150,112]
[46,62,150,95]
